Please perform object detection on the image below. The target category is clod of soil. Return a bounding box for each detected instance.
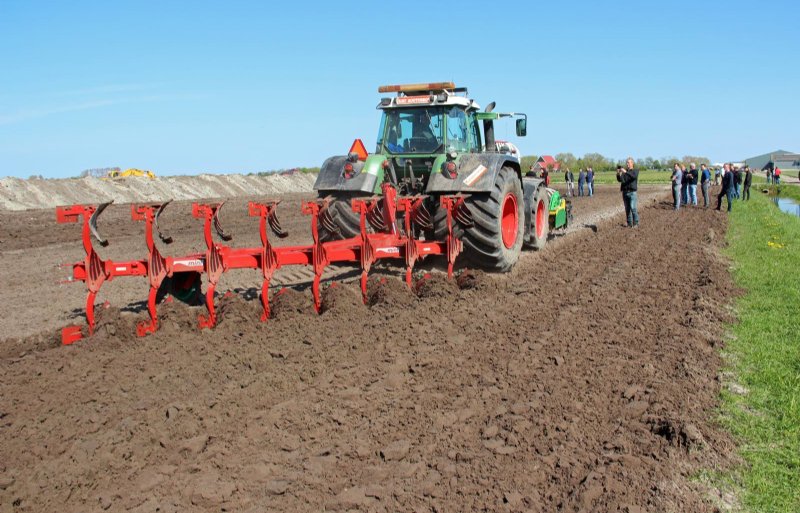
[366,276,416,308]
[320,283,365,316]
[215,293,263,326]
[414,273,459,299]
[270,288,316,319]
[456,269,493,291]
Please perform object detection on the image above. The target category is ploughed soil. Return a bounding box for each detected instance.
[0,185,739,512]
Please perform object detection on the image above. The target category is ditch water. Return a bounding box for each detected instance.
[772,196,800,217]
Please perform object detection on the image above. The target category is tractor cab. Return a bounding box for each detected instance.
[376,83,481,156]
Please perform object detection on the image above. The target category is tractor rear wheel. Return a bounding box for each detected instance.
[525,186,550,250]
[434,166,524,271]
[317,192,361,242]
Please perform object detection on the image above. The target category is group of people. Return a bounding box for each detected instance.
[763,162,784,185]
[670,162,756,212]
[562,167,596,197]
[670,163,713,209]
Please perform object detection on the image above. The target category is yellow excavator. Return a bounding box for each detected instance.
[107,168,156,179]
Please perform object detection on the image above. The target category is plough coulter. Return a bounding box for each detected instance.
[56,183,469,344]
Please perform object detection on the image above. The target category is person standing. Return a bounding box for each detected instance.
[743,166,753,201]
[775,166,782,185]
[587,167,594,197]
[617,158,639,227]
[714,166,721,186]
[671,163,682,210]
[564,168,575,197]
[716,163,734,212]
[764,160,774,184]
[700,163,711,208]
[688,163,699,206]
[578,168,586,197]
[733,166,742,198]
[680,164,690,205]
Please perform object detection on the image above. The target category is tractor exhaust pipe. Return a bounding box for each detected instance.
[483,120,495,152]
[483,101,496,151]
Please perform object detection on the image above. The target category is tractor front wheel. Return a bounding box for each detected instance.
[525,186,550,250]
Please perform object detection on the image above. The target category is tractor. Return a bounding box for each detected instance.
[314,82,570,271]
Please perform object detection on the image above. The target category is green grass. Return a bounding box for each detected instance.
[721,189,800,512]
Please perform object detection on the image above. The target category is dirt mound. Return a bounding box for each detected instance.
[366,276,416,308]
[0,173,317,211]
[270,288,316,319]
[320,283,365,317]
[215,293,264,327]
[414,273,460,299]
[455,268,495,291]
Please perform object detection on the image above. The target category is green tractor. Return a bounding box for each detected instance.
[314,82,570,271]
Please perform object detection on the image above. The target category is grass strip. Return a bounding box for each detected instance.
[722,189,800,512]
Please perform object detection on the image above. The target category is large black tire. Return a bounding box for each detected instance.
[524,186,550,250]
[434,166,524,271]
[317,192,361,241]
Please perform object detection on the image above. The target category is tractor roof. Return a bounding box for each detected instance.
[377,82,480,111]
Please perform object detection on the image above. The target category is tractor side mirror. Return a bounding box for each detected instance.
[516,118,527,137]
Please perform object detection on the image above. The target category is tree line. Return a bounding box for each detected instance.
[521,153,712,173]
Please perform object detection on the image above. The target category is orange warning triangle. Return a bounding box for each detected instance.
[349,139,368,161]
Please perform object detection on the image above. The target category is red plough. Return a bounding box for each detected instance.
[56,183,466,344]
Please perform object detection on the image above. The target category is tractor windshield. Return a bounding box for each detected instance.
[378,107,444,154]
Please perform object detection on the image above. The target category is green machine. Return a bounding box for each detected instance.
[314,82,570,272]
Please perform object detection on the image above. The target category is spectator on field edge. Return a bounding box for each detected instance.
[742,166,753,201]
[688,163,699,206]
[680,164,689,206]
[578,168,586,197]
[671,163,682,210]
[564,168,575,197]
[733,166,742,198]
[700,163,711,208]
[714,166,721,185]
[775,166,782,185]
[587,167,595,197]
[716,163,734,212]
[617,158,639,227]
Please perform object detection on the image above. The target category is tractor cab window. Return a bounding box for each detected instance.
[380,108,443,154]
[446,107,469,152]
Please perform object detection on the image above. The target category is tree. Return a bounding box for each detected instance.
[582,153,612,172]
[681,155,711,167]
[662,156,682,169]
[555,152,577,171]
[520,155,538,172]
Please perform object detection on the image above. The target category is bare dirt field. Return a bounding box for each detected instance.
[0,184,739,512]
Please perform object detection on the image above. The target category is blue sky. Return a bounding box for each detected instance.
[1,0,798,178]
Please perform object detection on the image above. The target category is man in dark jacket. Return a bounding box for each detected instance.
[716,163,734,212]
[578,168,586,197]
[680,164,689,205]
[743,166,753,200]
[616,157,639,227]
[733,166,742,198]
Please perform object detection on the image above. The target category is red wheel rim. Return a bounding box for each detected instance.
[536,200,546,239]
[501,193,518,249]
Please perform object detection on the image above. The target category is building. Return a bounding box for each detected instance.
[743,150,800,171]
[531,155,560,174]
